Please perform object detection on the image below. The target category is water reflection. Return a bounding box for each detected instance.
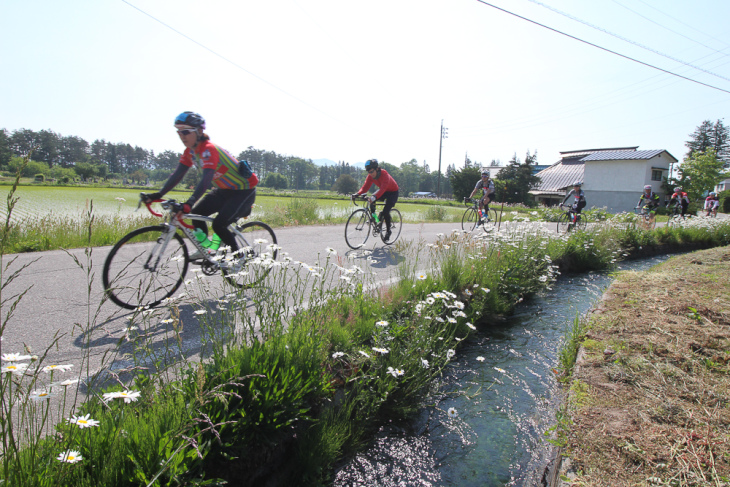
[333,255,670,486]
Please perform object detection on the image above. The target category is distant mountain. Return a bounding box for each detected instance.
[311,158,337,167]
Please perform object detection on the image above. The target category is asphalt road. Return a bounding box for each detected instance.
[1,220,483,379]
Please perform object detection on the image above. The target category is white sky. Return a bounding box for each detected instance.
[2,0,729,170]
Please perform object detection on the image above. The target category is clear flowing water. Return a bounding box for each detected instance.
[332,255,671,487]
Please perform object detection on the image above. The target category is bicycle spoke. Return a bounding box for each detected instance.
[102,226,188,309]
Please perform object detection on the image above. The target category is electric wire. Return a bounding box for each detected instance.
[120,0,355,130]
[609,0,730,57]
[525,0,730,83]
[474,0,730,95]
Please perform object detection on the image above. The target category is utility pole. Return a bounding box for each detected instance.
[437,120,448,197]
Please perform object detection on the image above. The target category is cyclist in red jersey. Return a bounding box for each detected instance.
[668,186,690,217]
[144,111,258,259]
[354,159,399,241]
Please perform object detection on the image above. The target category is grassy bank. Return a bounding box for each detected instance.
[555,246,730,486]
[3,171,730,485]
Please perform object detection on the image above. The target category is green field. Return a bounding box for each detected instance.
[0,185,473,252]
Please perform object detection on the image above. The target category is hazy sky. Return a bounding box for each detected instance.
[2,0,729,170]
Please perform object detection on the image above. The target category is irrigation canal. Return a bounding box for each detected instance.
[332,254,673,487]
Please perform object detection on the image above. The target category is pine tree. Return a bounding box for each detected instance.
[685,119,729,167]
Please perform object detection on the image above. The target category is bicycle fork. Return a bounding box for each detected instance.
[145,224,177,272]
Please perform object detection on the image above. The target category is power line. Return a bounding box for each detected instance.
[119,0,355,129]
[525,0,730,83]
[609,0,730,57]
[474,0,730,95]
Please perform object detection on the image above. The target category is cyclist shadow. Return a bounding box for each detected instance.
[73,292,261,393]
[345,246,405,269]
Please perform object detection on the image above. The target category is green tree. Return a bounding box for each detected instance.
[448,165,482,201]
[331,174,358,194]
[685,119,729,167]
[677,148,727,200]
[263,173,288,190]
[74,161,96,181]
[494,151,541,205]
[8,156,50,177]
[0,129,12,167]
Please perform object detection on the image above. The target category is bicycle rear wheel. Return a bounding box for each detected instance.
[102,225,188,310]
[381,208,402,245]
[557,213,571,233]
[574,213,587,231]
[484,208,499,227]
[461,208,478,231]
[224,221,278,288]
[345,209,370,249]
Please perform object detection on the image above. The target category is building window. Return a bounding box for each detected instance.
[651,170,662,181]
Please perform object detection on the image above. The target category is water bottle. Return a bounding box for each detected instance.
[193,228,212,248]
[210,233,221,251]
[372,212,379,223]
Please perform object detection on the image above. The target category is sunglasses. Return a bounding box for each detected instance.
[177,129,197,136]
[367,169,376,173]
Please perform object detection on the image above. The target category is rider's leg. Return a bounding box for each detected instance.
[380,191,399,237]
[196,189,256,253]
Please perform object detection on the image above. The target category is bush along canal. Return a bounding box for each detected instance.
[332,254,673,486]
[2,213,729,487]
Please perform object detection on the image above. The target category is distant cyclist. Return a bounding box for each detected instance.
[468,170,496,224]
[636,184,660,216]
[354,159,399,242]
[561,181,586,221]
[143,111,258,260]
[668,186,690,218]
[704,192,720,217]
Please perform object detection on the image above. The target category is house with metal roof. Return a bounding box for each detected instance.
[529,147,678,212]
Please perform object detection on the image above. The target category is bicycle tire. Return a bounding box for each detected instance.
[224,221,278,288]
[102,225,188,310]
[644,214,656,230]
[461,208,478,232]
[345,209,370,249]
[484,208,499,227]
[381,208,402,245]
[557,213,571,233]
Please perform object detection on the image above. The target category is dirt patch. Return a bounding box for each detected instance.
[558,246,730,486]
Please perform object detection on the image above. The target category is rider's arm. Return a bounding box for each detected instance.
[357,176,373,196]
[155,163,190,198]
[186,168,215,207]
[561,189,573,205]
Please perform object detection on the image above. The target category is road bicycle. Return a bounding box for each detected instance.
[461,197,498,232]
[102,194,278,309]
[667,203,687,227]
[633,205,656,230]
[557,204,587,233]
[344,195,402,249]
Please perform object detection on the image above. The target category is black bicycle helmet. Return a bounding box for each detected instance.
[174,111,206,130]
[365,159,379,171]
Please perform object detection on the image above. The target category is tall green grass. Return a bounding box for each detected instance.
[3,171,730,485]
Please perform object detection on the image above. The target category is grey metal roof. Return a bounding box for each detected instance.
[530,159,584,194]
[580,149,676,162]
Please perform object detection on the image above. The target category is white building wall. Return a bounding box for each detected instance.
[580,154,672,213]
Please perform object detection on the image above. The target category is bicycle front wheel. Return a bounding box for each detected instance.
[462,208,478,231]
[345,209,370,249]
[102,225,188,310]
[225,221,278,288]
[557,213,571,233]
[381,208,402,245]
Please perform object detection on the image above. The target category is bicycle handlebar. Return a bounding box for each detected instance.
[139,193,194,228]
